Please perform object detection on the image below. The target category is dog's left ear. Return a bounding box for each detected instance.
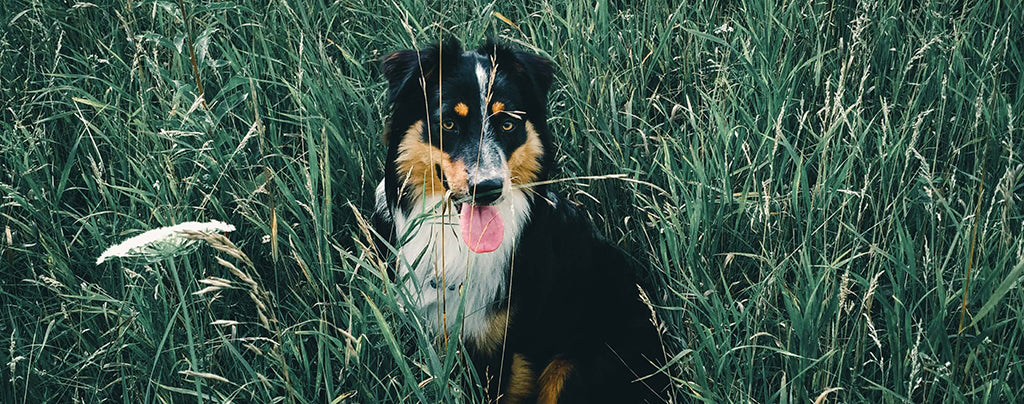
[481,40,554,100]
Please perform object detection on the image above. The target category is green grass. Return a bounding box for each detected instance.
[2,0,1022,402]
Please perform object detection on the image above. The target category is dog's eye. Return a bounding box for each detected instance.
[501,121,516,132]
[442,120,456,131]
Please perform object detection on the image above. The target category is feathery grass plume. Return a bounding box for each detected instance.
[95,220,236,265]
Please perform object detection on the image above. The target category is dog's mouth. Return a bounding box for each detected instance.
[459,203,504,253]
[436,164,506,253]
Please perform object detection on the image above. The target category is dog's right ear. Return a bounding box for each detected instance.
[381,49,429,105]
[381,39,462,105]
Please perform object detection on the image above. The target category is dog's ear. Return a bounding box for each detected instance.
[381,49,426,104]
[482,40,554,99]
[515,51,553,97]
[381,39,462,104]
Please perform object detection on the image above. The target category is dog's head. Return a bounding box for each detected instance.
[380,39,554,215]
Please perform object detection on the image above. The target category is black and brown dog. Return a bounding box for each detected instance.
[374,39,669,403]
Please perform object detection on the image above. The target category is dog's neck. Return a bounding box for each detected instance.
[376,180,531,342]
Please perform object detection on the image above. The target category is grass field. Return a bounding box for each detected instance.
[2,0,1022,402]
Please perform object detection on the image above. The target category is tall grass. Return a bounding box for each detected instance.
[1,0,1021,402]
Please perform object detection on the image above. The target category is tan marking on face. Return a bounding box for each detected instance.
[501,353,536,403]
[454,102,469,117]
[395,121,469,198]
[537,358,574,404]
[491,101,505,114]
[507,121,544,186]
[445,159,468,195]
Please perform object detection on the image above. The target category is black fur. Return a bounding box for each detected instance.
[495,196,669,403]
[375,39,669,403]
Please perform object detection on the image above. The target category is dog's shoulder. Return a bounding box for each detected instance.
[527,192,599,235]
[516,191,640,296]
[512,191,656,355]
[530,191,633,263]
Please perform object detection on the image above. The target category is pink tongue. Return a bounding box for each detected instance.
[460,203,505,253]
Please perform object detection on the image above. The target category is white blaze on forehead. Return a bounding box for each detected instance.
[474,60,491,131]
[475,61,489,104]
[466,57,507,188]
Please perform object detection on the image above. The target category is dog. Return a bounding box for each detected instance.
[373,39,669,403]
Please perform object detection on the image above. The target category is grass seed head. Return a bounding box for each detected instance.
[96,220,236,265]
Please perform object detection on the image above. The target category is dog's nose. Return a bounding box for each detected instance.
[469,179,503,205]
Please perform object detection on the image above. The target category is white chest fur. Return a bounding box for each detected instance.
[376,181,530,341]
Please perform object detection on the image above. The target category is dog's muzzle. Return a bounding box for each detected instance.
[469,178,503,205]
